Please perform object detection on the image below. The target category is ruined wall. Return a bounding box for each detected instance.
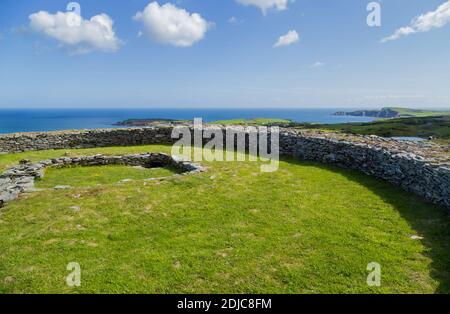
[0,152,205,206]
[0,127,448,209]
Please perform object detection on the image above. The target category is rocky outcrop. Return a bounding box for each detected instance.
[0,126,448,209]
[0,153,205,207]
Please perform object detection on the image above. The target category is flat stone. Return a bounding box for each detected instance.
[54,185,72,190]
[69,206,81,212]
[0,189,20,202]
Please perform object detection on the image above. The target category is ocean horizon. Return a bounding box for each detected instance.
[0,108,376,134]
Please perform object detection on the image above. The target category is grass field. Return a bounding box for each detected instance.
[0,145,449,293]
[387,107,450,118]
[211,118,292,126]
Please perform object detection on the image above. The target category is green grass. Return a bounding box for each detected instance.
[211,118,292,126]
[1,145,449,294]
[35,165,176,188]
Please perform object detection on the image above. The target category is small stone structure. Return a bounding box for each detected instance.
[0,153,205,207]
[0,126,448,209]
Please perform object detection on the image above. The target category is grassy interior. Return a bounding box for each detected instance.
[0,145,449,294]
[36,165,176,188]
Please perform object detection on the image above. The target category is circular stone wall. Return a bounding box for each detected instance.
[0,126,448,209]
[0,153,205,207]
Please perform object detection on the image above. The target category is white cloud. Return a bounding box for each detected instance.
[134,2,211,47]
[273,30,299,47]
[311,61,325,68]
[29,11,120,54]
[236,0,289,15]
[381,0,450,42]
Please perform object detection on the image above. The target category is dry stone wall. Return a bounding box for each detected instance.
[0,127,448,209]
[0,153,205,207]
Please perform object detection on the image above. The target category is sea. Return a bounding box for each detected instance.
[0,108,376,134]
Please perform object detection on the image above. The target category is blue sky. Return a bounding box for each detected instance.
[0,0,449,109]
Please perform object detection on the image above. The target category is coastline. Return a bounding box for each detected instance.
[0,108,377,134]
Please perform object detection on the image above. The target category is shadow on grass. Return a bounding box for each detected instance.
[283,157,450,293]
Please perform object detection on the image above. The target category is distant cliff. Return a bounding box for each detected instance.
[334,107,450,118]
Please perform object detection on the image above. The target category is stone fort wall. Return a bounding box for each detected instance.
[0,126,448,209]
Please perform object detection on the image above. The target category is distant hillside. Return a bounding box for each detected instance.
[301,115,450,144]
[210,118,292,126]
[115,118,292,127]
[334,107,450,118]
[114,118,187,126]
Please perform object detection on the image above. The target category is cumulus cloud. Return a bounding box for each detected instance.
[381,0,450,42]
[273,30,299,47]
[29,11,120,54]
[134,2,211,47]
[236,0,289,15]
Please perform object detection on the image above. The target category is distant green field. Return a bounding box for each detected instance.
[211,118,292,126]
[211,115,450,144]
[388,107,450,118]
[302,116,450,143]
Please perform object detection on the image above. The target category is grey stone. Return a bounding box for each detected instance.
[54,185,72,190]
[69,206,81,212]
